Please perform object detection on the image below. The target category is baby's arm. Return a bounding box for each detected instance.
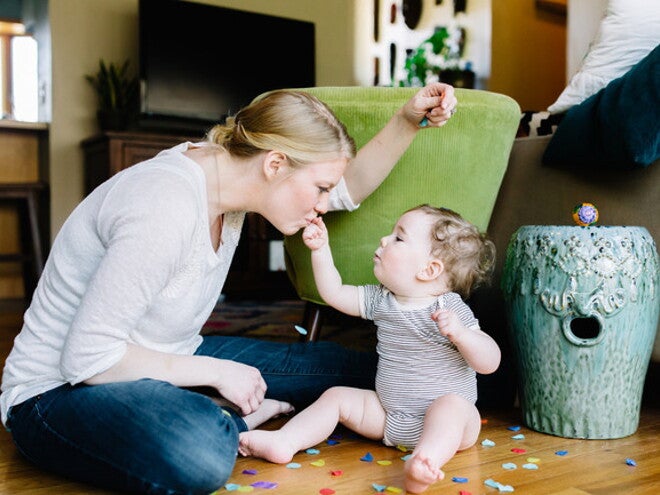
[432,309,501,374]
[302,217,360,317]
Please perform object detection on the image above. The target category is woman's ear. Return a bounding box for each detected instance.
[263,151,289,180]
[417,259,444,281]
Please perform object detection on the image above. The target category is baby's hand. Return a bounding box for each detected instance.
[302,217,328,251]
[431,309,465,342]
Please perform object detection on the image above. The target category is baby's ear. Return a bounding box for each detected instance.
[417,259,444,281]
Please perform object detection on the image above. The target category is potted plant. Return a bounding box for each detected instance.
[400,24,475,88]
[85,59,139,131]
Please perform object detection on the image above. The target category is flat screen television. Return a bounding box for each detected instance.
[138,0,316,134]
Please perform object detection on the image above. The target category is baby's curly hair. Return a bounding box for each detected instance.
[408,204,496,299]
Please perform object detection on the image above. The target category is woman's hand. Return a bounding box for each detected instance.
[211,359,267,416]
[404,82,458,128]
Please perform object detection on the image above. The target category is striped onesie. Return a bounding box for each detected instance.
[358,284,479,448]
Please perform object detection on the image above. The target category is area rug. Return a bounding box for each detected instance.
[201,298,377,352]
[200,298,519,408]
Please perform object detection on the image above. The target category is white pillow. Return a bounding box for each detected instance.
[547,0,660,114]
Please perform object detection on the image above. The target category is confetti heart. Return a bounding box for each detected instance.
[330,470,343,476]
[377,460,392,466]
[319,489,335,495]
[522,463,539,470]
[481,439,496,447]
[286,462,301,469]
[526,457,540,463]
[484,478,514,492]
[626,458,637,466]
[507,425,521,431]
[385,487,402,493]
[555,450,568,456]
[224,484,240,491]
[251,481,277,489]
[452,476,468,483]
[511,434,525,440]
[311,460,326,467]
[326,439,340,445]
[502,462,517,470]
[306,448,321,455]
[511,448,526,454]
[242,469,257,475]
[360,452,374,462]
[372,483,386,492]
[400,454,412,461]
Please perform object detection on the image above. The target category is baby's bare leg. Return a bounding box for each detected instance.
[239,386,386,464]
[404,394,481,494]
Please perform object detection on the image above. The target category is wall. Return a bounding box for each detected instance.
[47,0,355,240]
[354,0,491,88]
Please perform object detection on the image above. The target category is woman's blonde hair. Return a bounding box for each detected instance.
[206,89,356,167]
[409,204,496,299]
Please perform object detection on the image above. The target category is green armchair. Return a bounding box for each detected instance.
[283,87,521,340]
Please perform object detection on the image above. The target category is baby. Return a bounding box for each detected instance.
[239,204,501,493]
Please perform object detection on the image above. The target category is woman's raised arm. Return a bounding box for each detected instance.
[343,82,457,204]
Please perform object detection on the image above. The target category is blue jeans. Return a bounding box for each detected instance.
[6,336,377,495]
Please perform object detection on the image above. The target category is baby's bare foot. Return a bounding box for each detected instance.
[243,399,294,430]
[403,453,445,494]
[238,430,297,464]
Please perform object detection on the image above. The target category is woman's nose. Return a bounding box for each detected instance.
[315,196,329,215]
[380,236,388,247]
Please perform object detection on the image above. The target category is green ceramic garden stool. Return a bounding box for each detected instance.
[501,225,659,439]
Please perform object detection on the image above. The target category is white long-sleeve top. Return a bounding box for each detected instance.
[0,142,357,425]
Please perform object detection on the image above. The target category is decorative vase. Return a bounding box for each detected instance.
[501,225,659,439]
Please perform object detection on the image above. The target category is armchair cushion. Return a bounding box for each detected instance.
[283,87,521,305]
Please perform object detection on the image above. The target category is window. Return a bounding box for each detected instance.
[0,20,38,121]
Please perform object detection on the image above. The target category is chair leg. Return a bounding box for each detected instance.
[25,190,44,276]
[302,301,324,342]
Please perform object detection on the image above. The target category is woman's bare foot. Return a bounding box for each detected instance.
[238,429,298,464]
[403,453,445,494]
[243,399,294,430]
[211,397,293,430]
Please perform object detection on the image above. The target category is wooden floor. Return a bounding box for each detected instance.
[0,299,658,494]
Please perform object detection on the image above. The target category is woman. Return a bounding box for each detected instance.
[1,83,457,495]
